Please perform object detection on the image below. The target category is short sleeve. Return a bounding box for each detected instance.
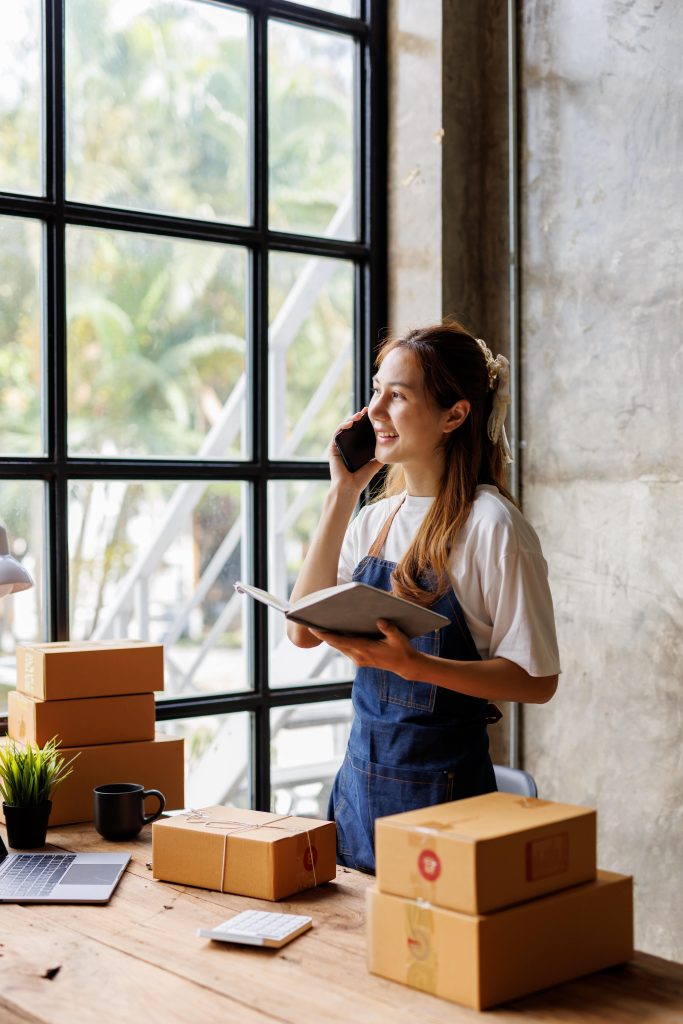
[485,549,561,677]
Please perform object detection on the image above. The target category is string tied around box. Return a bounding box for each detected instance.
[181,811,318,890]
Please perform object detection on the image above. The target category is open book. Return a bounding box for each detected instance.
[234,581,449,639]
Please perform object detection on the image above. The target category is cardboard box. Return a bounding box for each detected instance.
[16,641,164,700]
[367,870,633,1011]
[0,733,184,826]
[152,805,337,900]
[375,791,596,914]
[7,690,156,747]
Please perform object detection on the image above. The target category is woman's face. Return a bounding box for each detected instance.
[369,346,463,471]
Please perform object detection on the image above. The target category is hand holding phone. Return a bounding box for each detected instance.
[334,411,377,473]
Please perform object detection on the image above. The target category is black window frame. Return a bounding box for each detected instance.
[0,0,387,812]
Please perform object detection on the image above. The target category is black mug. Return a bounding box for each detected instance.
[93,783,165,841]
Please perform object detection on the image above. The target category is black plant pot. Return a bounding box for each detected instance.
[3,800,52,849]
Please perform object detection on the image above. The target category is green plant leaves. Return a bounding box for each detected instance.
[0,736,80,808]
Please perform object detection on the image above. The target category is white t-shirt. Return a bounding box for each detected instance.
[337,485,561,679]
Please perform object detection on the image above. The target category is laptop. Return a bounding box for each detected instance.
[0,836,130,904]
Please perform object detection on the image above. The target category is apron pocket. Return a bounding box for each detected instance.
[379,629,441,712]
[379,671,437,712]
[348,754,453,830]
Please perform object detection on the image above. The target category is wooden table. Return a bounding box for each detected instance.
[1,823,681,1024]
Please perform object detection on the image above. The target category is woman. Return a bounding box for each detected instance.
[287,321,560,873]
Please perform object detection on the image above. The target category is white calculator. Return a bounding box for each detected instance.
[197,910,313,948]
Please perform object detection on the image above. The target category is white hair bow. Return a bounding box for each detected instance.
[475,339,513,465]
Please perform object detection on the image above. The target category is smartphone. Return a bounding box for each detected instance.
[334,412,377,473]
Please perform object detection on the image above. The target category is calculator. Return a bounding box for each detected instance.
[197,910,313,948]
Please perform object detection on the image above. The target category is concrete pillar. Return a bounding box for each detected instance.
[520,0,683,961]
[388,0,512,763]
[388,0,509,347]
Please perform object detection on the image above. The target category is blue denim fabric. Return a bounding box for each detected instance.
[327,554,496,874]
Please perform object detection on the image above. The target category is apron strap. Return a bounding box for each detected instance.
[367,495,407,559]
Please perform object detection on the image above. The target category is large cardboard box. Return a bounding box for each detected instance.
[367,870,633,1011]
[375,791,596,914]
[7,690,156,747]
[16,641,164,700]
[0,733,184,826]
[153,806,337,900]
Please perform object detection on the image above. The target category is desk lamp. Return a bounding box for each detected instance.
[0,523,34,598]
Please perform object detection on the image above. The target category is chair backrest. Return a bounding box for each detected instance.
[493,764,538,798]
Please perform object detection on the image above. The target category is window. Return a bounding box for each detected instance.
[0,0,386,816]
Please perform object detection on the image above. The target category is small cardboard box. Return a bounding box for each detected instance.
[375,791,596,914]
[8,690,156,747]
[0,732,184,826]
[16,641,164,700]
[152,805,337,900]
[367,870,633,1011]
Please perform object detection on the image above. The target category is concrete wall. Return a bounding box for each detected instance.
[520,1,683,962]
[388,0,683,961]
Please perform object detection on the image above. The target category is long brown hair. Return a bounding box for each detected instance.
[373,319,516,606]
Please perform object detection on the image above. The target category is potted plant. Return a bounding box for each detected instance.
[0,736,79,849]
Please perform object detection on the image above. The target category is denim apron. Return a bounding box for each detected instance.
[327,497,498,874]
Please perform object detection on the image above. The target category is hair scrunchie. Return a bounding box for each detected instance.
[475,338,513,465]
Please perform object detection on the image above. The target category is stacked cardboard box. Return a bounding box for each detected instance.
[1,641,184,826]
[368,792,633,1010]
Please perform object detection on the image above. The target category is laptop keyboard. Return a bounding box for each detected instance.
[0,854,77,898]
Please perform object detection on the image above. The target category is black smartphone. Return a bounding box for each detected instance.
[334,412,377,473]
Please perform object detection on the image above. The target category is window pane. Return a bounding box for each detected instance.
[66,0,250,224]
[0,482,45,715]
[268,480,353,688]
[68,480,249,699]
[269,21,355,240]
[0,217,44,456]
[0,0,43,196]
[66,226,247,459]
[294,1,358,15]
[159,712,251,808]
[271,700,352,817]
[269,251,353,460]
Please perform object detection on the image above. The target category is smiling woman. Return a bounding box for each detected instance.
[369,346,472,496]
[286,319,561,874]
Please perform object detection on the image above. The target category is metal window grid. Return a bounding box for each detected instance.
[0,0,388,811]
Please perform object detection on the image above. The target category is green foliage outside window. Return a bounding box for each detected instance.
[0,0,357,680]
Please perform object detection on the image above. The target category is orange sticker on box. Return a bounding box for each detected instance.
[525,831,569,881]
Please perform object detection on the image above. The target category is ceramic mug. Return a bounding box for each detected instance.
[93,783,165,841]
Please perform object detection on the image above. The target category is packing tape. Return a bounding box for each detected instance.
[404,898,437,994]
[181,811,318,891]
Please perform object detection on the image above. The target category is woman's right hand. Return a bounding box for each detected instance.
[329,407,384,493]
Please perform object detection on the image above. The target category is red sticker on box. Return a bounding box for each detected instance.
[407,928,432,961]
[417,849,441,881]
[303,845,318,871]
[525,832,569,881]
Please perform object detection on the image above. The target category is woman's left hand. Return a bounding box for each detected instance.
[309,619,418,679]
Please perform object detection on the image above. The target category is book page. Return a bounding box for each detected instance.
[293,582,355,611]
[234,582,290,614]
